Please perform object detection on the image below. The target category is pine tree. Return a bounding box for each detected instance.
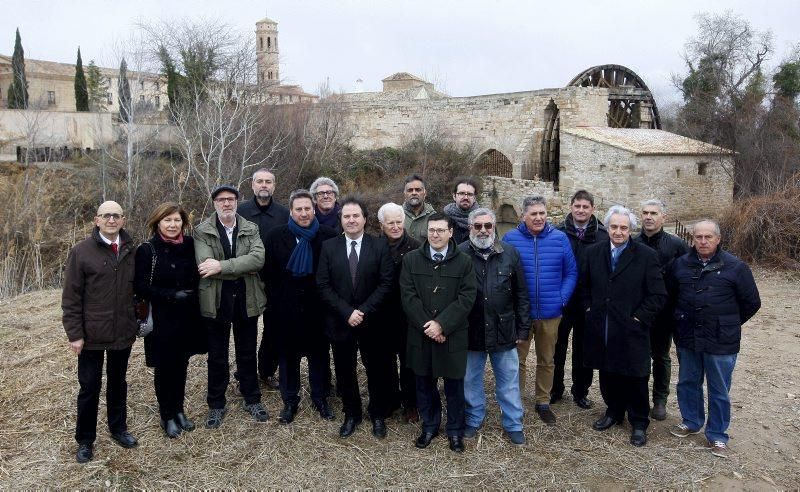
[86,60,109,111]
[7,28,29,109]
[118,58,131,122]
[74,47,89,111]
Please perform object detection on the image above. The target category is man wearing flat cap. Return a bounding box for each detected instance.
[62,201,139,463]
[194,185,269,428]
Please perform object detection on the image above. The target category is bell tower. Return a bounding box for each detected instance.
[256,16,279,84]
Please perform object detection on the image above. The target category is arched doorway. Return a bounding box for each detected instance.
[496,203,519,237]
[478,149,513,178]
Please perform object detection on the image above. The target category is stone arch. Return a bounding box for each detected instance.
[496,202,520,237]
[476,148,513,178]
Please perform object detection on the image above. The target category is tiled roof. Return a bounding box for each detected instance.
[0,54,161,79]
[381,72,427,82]
[562,128,732,155]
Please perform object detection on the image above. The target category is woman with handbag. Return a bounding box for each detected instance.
[134,202,205,438]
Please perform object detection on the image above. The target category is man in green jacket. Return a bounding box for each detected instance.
[400,212,477,453]
[402,174,436,241]
[194,185,268,429]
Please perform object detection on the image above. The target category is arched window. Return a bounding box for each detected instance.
[478,149,513,178]
[260,37,263,50]
[268,71,273,80]
[267,37,271,49]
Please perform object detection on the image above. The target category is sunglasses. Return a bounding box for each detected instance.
[472,223,494,231]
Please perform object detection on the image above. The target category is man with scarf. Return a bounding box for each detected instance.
[443,177,480,245]
[310,176,343,234]
[261,189,339,424]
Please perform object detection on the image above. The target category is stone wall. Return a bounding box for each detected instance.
[0,109,112,160]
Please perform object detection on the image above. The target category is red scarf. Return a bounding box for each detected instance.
[159,232,184,244]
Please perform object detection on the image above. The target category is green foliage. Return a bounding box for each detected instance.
[773,61,800,100]
[74,47,89,111]
[118,58,131,122]
[7,28,28,109]
[86,60,108,111]
[681,55,722,103]
[158,46,186,111]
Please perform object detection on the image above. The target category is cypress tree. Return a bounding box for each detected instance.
[7,28,29,109]
[74,47,89,111]
[118,58,131,122]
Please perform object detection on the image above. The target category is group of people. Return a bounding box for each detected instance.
[62,170,761,463]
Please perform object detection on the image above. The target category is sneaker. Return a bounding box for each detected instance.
[463,426,479,438]
[243,402,269,422]
[670,423,701,438]
[206,407,227,429]
[507,431,526,445]
[535,405,557,425]
[710,440,729,458]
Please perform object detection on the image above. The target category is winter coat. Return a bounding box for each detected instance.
[193,214,266,319]
[669,247,761,355]
[376,232,421,352]
[557,214,608,311]
[503,222,578,320]
[400,239,477,379]
[61,227,138,351]
[134,235,205,367]
[237,196,290,278]
[579,240,667,377]
[403,202,436,242]
[459,240,531,353]
[634,228,690,327]
[263,224,338,349]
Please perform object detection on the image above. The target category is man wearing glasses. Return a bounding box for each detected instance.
[402,174,436,241]
[194,185,268,428]
[400,213,476,453]
[62,201,139,463]
[444,177,480,245]
[309,177,342,233]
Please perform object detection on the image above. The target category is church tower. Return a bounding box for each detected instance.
[256,17,279,84]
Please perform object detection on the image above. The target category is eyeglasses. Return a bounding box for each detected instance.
[214,197,237,203]
[456,192,475,198]
[427,228,450,236]
[472,223,493,231]
[99,213,122,221]
[315,190,336,197]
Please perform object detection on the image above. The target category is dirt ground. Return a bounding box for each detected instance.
[0,267,797,489]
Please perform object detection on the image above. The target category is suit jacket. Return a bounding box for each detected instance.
[579,239,667,377]
[317,234,394,341]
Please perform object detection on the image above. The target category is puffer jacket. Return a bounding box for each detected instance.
[503,222,578,320]
[61,227,138,350]
[193,214,267,319]
[669,247,761,355]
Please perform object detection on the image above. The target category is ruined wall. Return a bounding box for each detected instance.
[0,109,112,160]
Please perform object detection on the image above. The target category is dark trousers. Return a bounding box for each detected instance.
[75,347,132,445]
[388,351,417,410]
[154,356,190,421]
[416,375,465,437]
[257,311,279,380]
[650,323,672,405]
[331,332,393,420]
[599,370,650,431]
[279,337,329,406]
[205,316,261,409]
[553,309,594,399]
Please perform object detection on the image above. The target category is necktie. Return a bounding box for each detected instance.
[433,252,443,262]
[349,240,358,287]
[611,248,620,271]
[577,227,585,240]
[111,243,118,256]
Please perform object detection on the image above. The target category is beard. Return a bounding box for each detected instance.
[470,233,495,250]
[256,190,272,199]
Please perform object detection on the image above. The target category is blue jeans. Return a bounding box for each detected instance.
[676,347,737,443]
[464,348,524,432]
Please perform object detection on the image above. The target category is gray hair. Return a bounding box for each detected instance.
[522,195,547,211]
[604,205,639,229]
[693,219,721,236]
[377,202,404,223]
[468,207,496,225]
[641,198,666,213]
[309,177,339,198]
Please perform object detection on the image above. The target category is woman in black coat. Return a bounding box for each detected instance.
[134,202,204,438]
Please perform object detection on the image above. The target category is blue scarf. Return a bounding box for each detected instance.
[286,216,320,277]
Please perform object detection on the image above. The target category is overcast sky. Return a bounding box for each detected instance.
[4,0,799,106]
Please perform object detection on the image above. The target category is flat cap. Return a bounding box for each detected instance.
[211,185,239,200]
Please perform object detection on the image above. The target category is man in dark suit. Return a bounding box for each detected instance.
[580,205,666,447]
[317,196,394,439]
[263,189,338,424]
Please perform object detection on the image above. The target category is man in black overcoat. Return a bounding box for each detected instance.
[579,205,666,447]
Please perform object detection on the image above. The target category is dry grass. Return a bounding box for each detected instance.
[0,270,798,489]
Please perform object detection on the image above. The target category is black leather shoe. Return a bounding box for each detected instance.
[339,416,362,438]
[448,436,465,453]
[372,418,387,439]
[630,429,647,447]
[415,431,438,449]
[650,403,667,421]
[110,431,138,448]
[592,416,620,431]
[314,399,335,421]
[76,443,93,463]
[175,412,195,432]
[161,419,182,438]
[278,403,299,424]
[574,397,593,409]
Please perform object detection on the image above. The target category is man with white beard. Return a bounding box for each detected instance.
[458,208,530,445]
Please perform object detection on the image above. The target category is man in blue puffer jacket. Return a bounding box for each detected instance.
[503,195,577,424]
